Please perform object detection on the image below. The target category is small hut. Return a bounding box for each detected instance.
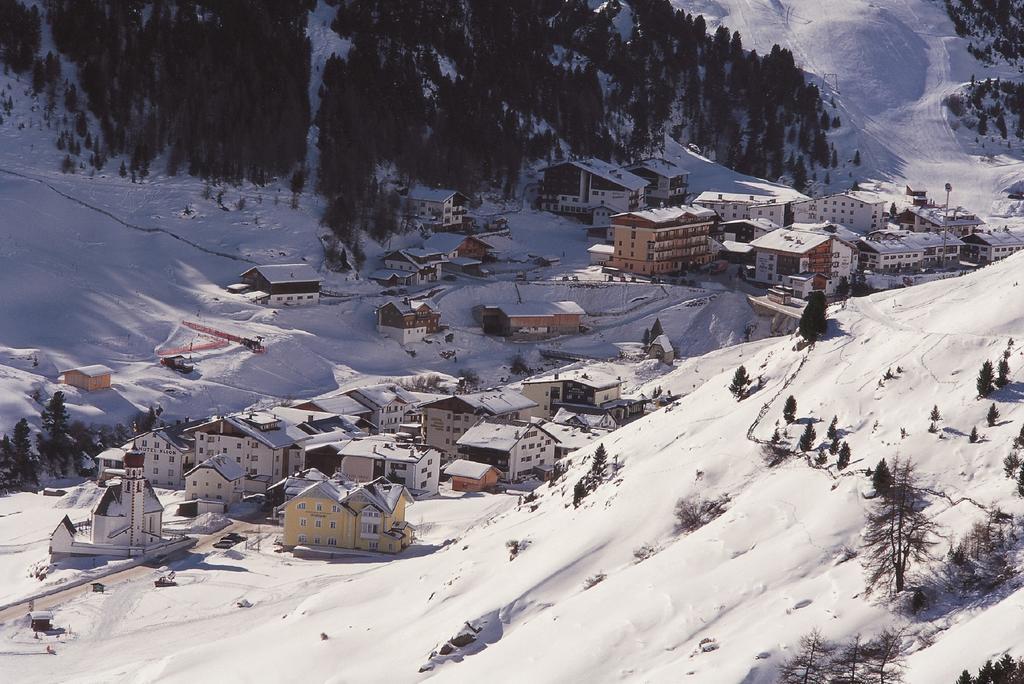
[30,610,53,632]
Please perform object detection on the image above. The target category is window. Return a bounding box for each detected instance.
[298,534,307,544]
[329,520,336,529]
[331,505,340,513]
[153,454,159,461]
[368,541,379,551]
[169,455,174,463]
[192,480,197,486]
[217,482,222,489]
[316,503,323,512]
[315,519,322,528]
[300,518,307,527]
[327,537,337,546]
[297,502,306,510]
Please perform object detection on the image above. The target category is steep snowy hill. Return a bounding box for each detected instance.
[10,252,1024,683]
[680,0,1024,214]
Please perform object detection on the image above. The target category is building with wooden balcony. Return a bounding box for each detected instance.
[606,206,718,275]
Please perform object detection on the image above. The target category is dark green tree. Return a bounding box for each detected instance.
[729,366,751,400]
[783,395,797,424]
[837,442,851,470]
[970,426,980,443]
[12,418,36,485]
[872,458,892,495]
[649,318,664,340]
[930,405,941,422]
[987,403,1001,427]
[798,423,817,452]
[978,360,995,398]
[799,291,828,343]
[997,357,1010,388]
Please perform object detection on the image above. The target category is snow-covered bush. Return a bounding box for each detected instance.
[674,495,728,533]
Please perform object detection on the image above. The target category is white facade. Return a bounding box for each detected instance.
[345,385,419,434]
[133,431,192,489]
[456,420,557,480]
[191,415,309,494]
[792,192,886,233]
[186,455,244,506]
[268,291,319,307]
[377,322,429,344]
[693,192,777,220]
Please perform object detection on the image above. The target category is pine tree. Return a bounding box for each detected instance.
[729,366,751,400]
[590,444,608,484]
[798,423,817,452]
[955,670,974,684]
[1018,466,1024,498]
[119,160,127,178]
[11,418,35,485]
[39,391,72,474]
[987,403,1000,427]
[872,458,892,495]
[799,291,828,343]
[826,416,838,442]
[997,357,1010,388]
[837,442,851,470]
[978,360,995,398]
[863,458,936,595]
[0,435,14,489]
[649,318,664,340]
[771,427,781,444]
[783,395,797,424]
[1015,424,1024,449]
[970,426,980,443]
[642,328,650,346]
[930,405,941,422]
[852,149,861,165]
[573,479,587,508]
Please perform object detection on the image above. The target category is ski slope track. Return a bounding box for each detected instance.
[680,0,1024,210]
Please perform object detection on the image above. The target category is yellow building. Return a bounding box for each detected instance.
[281,477,414,554]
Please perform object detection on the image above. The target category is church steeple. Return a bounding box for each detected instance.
[123,443,146,547]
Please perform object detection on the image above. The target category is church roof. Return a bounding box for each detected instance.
[94,479,163,517]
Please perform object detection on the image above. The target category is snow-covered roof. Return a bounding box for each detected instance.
[548,159,648,191]
[95,479,163,517]
[97,446,126,463]
[694,190,777,205]
[456,420,546,453]
[193,412,314,450]
[588,244,615,255]
[860,230,966,254]
[449,256,482,266]
[794,190,884,206]
[493,301,585,317]
[296,476,411,515]
[720,218,780,231]
[61,364,113,377]
[346,384,419,411]
[650,333,673,350]
[611,205,716,223]
[907,205,985,228]
[627,157,689,178]
[337,435,438,465]
[788,221,860,244]
[749,229,832,254]
[962,228,1024,247]
[422,233,469,253]
[453,390,538,415]
[302,394,374,417]
[379,298,438,315]
[523,368,621,391]
[443,459,498,480]
[243,263,321,284]
[540,422,609,451]
[407,185,461,203]
[185,454,244,482]
[369,269,415,282]
[721,241,754,254]
[551,408,618,429]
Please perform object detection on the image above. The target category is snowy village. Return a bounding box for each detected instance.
[3,0,1024,683]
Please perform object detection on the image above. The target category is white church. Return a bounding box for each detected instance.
[50,446,190,561]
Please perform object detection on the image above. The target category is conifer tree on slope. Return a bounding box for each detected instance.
[799,291,828,344]
[729,366,751,400]
[798,423,817,452]
[997,357,1010,388]
[783,395,798,424]
[978,360,995,398]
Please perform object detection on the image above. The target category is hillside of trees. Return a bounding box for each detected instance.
[0,1,837,253]
[945,0,1024,65]
[45,0,313,183]
[944,77,1024,142]
[318,0,839,243]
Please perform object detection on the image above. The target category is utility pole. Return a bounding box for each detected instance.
[943,182,952,269]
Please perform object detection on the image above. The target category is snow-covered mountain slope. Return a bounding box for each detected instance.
[11,251,1024,684]
[680,0,1024,215]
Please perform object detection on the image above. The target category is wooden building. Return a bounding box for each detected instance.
[376,300,442,344]
[606,206,717,276]
[59,365,113,392]
[443,459,501,492]
[240,264,322,306]
[480,301,585,339]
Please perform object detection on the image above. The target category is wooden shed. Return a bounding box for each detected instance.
[443,459,501,492]
[30,610,53,632]
[59,365,113,391]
